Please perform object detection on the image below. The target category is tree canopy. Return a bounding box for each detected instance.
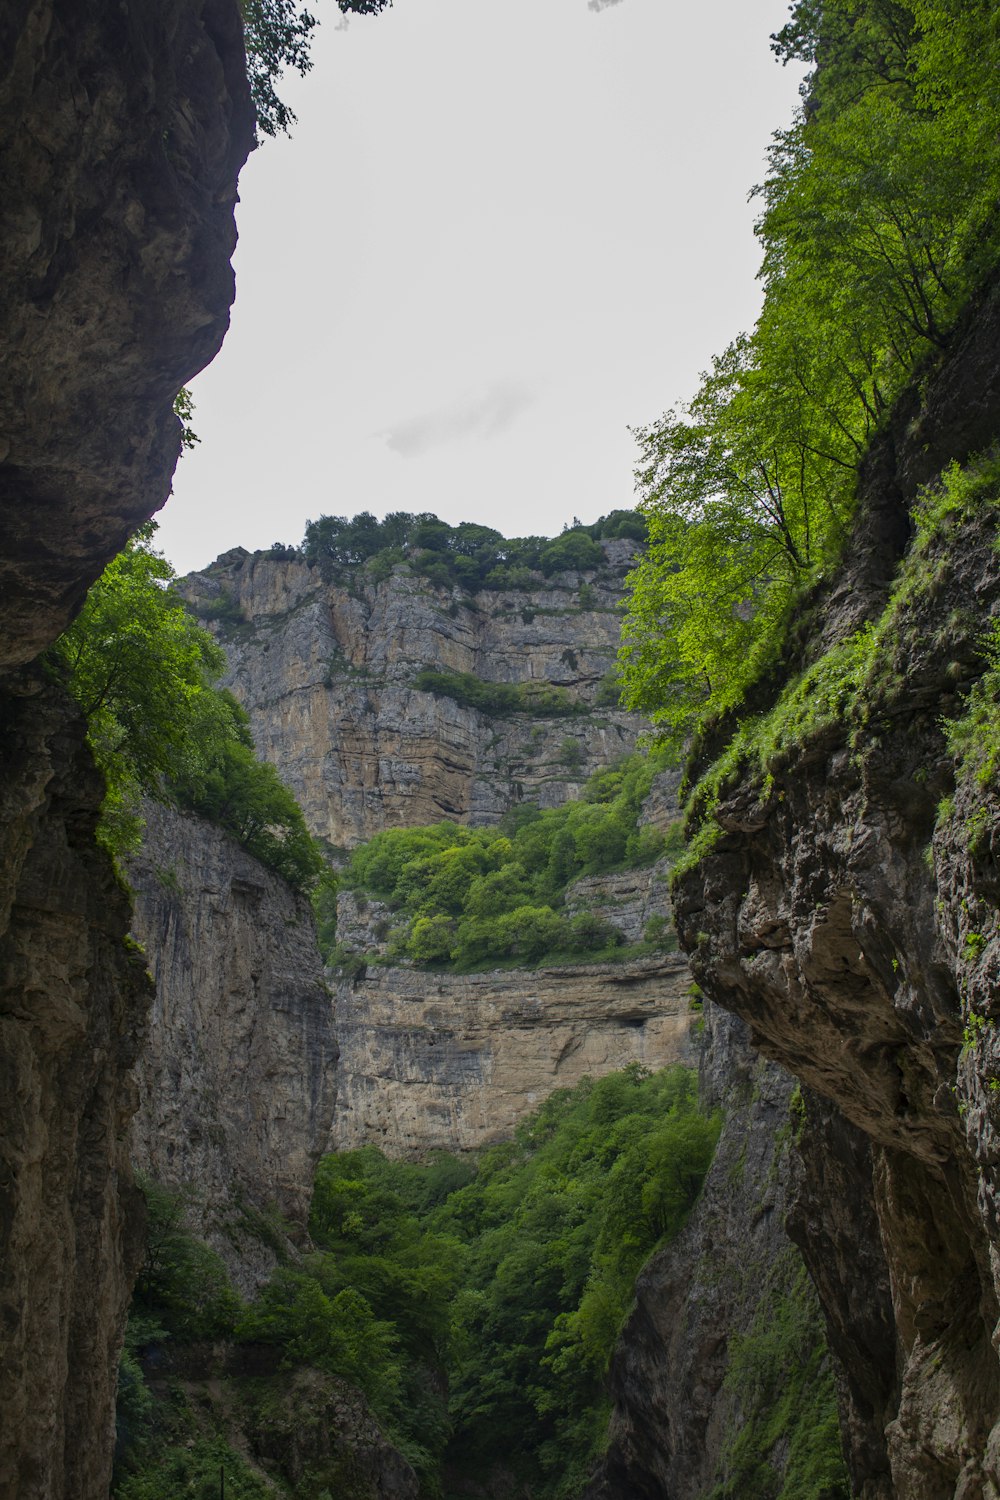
[243,0,393,137]
[620,0,1000,746]
[53,528,321,891]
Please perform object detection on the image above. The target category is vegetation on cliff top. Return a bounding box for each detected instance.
[321,747,679,971]
[673,451,1000,880]
[301,507,646,592]
[115,1066,720,1499]
[52,528,321,892]
[620,0,1000,748]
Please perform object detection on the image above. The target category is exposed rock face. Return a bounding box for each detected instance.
[585,1005,840,1500]
[0,0,254,667]
[0,675,151,1500]
[0,2,253,1492]
[181,547,644,846]
[673,273,1000,1495]
[128,803,337,1290]
[333,956,697,1156]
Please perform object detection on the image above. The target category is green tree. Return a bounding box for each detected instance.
[52,528,226,853]
[621,0,1000,746]
[243,0,393,137]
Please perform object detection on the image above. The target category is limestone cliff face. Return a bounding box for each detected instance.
[128,804,337,1291]
[0,3,252,1493]
[673,273,1000,1496]
[333,955,696,1156]
[181,544,643,846]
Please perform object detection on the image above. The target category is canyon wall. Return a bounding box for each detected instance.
[334,954,696,1156]
[673,271,1000,1496]
[586,1004,844,1500]
[128,803,337,1292]
[0,2,253,1493]
[181,544,644,847]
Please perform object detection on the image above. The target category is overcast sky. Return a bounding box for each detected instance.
[157,0,805,576]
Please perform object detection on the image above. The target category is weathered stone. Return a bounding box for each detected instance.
[673,270,1000,1496]
[0,0,254,667]
[332,956,697,1156]
[0,676,151,1500]
[128,803,338,1292]
[180,546,645,846]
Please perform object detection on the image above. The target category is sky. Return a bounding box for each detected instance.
[157,0,806,576]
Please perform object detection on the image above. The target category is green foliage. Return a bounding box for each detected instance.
[172,387,199,451]
[52,526,226,855]
[223,1069,717,1497]
[412,669,586,718]
[676,453,1000,880]
[437,1065,720,1495]
[302,508,645,591]
[707,1254,848,1500]
[130,1179,243,1344]
[333,748,678,971]
[243,0,392,138]
[52,527,321,891]
[116,1437,274,1500]
[620,0,1000,746]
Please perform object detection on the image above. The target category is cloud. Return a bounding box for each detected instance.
[588,0,627,10]
[380,380,537,458]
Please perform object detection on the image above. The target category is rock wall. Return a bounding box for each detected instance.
[0,2,252,1493]
[0,0,253,668]
[673,272,1000,1496]
[585,1004,839,1500]
[0,677,151,1500]
[333,955,697,1156]
[128,804,337,1291]
[181,545,644,847]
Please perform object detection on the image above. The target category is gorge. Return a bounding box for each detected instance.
[3,2,1000,1499]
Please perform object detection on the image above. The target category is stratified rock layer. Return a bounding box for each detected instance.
[181,547,644,846]
[674,272,1000,1496]
[128,804,337,1290]
[333,956,696,1156]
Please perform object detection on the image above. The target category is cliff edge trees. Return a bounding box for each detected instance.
[620,0,1000,745]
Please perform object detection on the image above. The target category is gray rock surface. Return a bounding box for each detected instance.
[333,956,697,1156]
[673,270,1000,1496]
[180,547,644,846]
[0,677,151,1500]
[0,2,252,1492]
[584,1004,829,1500]
[128,803,337,1291]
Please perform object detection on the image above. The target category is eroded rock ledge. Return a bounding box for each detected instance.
[333,955,697,1156]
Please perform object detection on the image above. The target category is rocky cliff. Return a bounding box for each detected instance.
[128,803,337,1292]
[586,1003,846,1500]
[333,954,696,1156]
[181,544,644,846]
[673,272,1000,1496]
[0,2,252,1494]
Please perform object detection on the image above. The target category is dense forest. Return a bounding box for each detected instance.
[113,1068,724,1499]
